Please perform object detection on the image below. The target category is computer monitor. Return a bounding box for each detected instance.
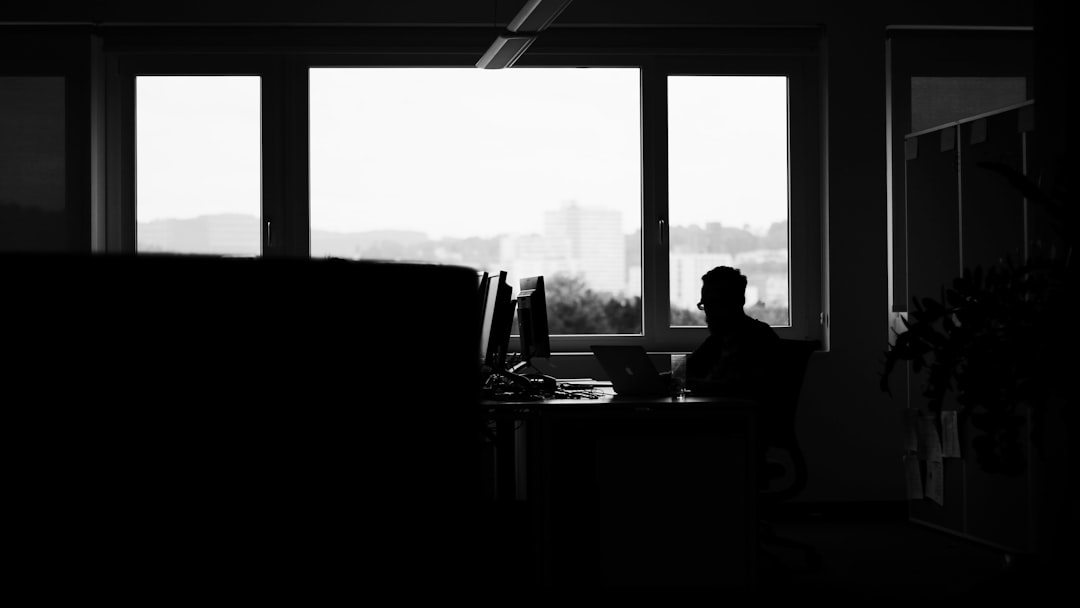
[480,271,515,371]
[476,271,490,362]
[479,273,497,367]
[516,275,550,364]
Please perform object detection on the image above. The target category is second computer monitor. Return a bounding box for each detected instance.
[481,271,515,371]
[516,275,550,362]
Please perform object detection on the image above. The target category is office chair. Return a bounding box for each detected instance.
[758,338,822,572]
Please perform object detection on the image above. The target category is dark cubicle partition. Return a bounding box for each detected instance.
[901,102,1037,554]
[3,254,483,590]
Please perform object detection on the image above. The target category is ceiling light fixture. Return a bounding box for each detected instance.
[476,0,574,69]
[476,35,537,69]
[507,0,574,33]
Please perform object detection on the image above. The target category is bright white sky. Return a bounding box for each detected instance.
[136,76,261,224]
[136,70,789,239]
[667,75,789,235]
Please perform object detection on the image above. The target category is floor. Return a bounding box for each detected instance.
[756,520,1053,600]
[483,501,1067,596]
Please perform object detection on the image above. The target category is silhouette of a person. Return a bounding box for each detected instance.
[686,266,779,398]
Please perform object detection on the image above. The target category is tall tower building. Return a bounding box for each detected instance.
[544,202,626,295]
[669,252,736,310]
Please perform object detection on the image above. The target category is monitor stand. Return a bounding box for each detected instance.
[508,359,558,394]
[482,365,533,394]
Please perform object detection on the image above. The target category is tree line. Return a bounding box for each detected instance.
[543,272,788,334]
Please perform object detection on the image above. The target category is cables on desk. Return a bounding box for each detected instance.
[552,384,604,400]
[482,373,541,400]
[482,366,608,401]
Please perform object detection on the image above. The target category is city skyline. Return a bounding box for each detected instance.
[136,206,789,248]
[137,207,790,312]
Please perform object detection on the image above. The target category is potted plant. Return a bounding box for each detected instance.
[879,159,1075,584]
[880,161,1075,474]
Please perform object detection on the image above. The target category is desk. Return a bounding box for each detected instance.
[485,392,758,587]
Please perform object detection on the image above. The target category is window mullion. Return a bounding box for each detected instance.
[281,56,310,258]
[641,62,669,352]
[261,56,288,258]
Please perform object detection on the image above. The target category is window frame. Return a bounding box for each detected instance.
[109,30,824,354]
[110,54,290,257]
[646,55,823,352]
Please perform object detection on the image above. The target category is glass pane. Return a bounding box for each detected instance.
[668,76,790,327]
[0,77,66,252]
[310,68,642,335]
[136,76,261,256]
[911,77,1026,133]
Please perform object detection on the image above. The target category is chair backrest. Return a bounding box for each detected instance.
[759,338,820,504]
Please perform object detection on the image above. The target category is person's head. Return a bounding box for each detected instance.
[699,266,747,325]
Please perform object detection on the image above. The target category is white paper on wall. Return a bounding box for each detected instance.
[917,414,943,461]
[903,409,919,453]
[941,411,961,458]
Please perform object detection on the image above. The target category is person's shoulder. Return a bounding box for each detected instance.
[743,315,779,338]
[692,332,719,351]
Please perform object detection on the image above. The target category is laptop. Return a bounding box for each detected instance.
[590,345,672,396]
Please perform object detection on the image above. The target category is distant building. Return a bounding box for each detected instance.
[734,248,788,265]
[137,213,259,256]
[670,252,736,310]
[496,202,628,296]
[764,274,789,307]
[544,202,626,294]
[498,233,576,289]
[745,284,761,306]
[202,214,259,255]
[670,250,788,310]
[626,265,642,297]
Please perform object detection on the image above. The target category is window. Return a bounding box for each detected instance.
[667,76,791,328]
[119,43,823,351]
[309,67,643,334]
[135,76,262,256]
